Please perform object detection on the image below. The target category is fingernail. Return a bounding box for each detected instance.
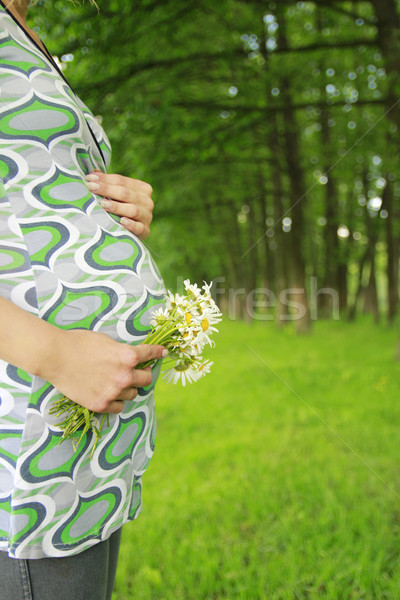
[101,199,112,209]
[87,181,100,192]
[85,173,99,182]
[162,349,169,358]
[120,217,130,226]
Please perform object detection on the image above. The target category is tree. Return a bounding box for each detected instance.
[33,0,399,332]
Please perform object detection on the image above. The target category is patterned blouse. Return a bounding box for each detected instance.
[0,2,165,558]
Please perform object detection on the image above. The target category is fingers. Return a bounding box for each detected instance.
[116,366,154,401]
[88,172,153,197]
[131,344,168,366]
[100,199,148,238]
[101,354,166,411]
[85,172,153,240]
[100,198,140,219]
[107,400,125,414]
[130,366,153,389]
[101,199,149,238]
[93,366,155,413]
[112,363,153,392]
[121,219,147,239]
[85,173,153,210]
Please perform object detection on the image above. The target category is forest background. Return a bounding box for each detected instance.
[27,2,400,598]
[33,0,400,342]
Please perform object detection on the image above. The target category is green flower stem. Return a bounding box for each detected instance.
[144,321,181,345]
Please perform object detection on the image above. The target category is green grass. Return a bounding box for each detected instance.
[113,318,400,600]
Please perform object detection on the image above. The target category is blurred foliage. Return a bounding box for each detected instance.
[32,0,400,327]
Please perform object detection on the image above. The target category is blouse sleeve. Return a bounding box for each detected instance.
[74,97,112,170]
[0,178,38,315]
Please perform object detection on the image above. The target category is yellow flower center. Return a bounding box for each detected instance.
[201,318,209,332]
[185,312,192,325]
[176,362,190,372]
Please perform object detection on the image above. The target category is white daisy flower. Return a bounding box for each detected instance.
[165,291,188,312]
[178,345,200,359]
[163,360,201,386]
[149,307,170,328]
[189,314,219,339]
[184,279,203,301]
[196,359,214,378]
[202,281,213,297]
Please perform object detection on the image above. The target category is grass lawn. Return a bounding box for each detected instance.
[113,318,400,600]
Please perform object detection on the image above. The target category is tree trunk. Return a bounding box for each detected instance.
[270,121,290,326]
[381,179,399,324]
[256,167,275,293]
[337,188,355,314]
[276,5,310,333]
[371,0,400,131]
[320,109,340,317]
[359,171,380,321]
[246,202,259,294]
[363,260,380,323]
[348,248,368,321]
[216,195,247,319]
[371,0,400,349]
[337,263,348,313]
[316,9,341,318]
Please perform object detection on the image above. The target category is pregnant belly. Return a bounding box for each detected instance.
[17,208,165,344]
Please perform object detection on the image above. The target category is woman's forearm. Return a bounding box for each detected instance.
[0,297,64,378]
[0,297,166,414]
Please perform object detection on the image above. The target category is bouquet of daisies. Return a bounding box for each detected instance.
[49,280,222,455]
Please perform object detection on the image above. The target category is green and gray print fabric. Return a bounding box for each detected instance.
[0,3,165,558]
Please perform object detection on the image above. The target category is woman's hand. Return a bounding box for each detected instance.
[0,298,167,415]
[45,329,167,415]
[86,172,154,240]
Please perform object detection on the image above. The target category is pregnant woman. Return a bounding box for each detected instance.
[0,1,167,598]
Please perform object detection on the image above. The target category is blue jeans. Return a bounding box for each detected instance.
[0,528,122,600]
